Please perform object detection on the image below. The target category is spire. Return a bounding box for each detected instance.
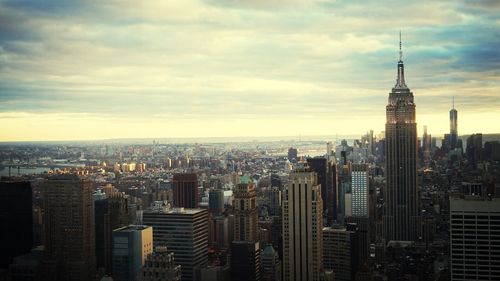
[399,30,402,62]
[395,31,407,88]
[452,96,455,109]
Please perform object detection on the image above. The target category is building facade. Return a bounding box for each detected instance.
[450,196,500,280]
[323,225,359,281]
[141,246,181,281]
[351,164,369,217]
[282,164,323,281]
[230,241,261,281]
[233,177,258,242]
[173,174,199,208]
[142,207,208,281]
[112,225,153,281]
[0,180,33,270]
[41,175,96,281]
[383,38,421,242]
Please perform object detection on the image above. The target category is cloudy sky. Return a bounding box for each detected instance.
[0,0,498,141]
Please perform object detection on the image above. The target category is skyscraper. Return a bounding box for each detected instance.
[230,241,261,281]
[450,195,500,280]
[466,133,483,168]
[233,176,258,242]
[282,163,323,281]
[95,192,129,274]
[41,175,96,281]
[0,180,33,270]
[261,245,281,281]
[383,34,421,242]
[112,225,153,281]
[307,157,336,222]
[231,176,261,281]
[323,225,359,281]
[287,147,298,163]
[351,164,369,217]
[422,125,431,163]
[208,189,225,215]
[450,97,458,149]
[173,173,199,208]
[142,207,208,281]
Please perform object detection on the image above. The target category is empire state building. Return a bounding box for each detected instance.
[383,35,421,242]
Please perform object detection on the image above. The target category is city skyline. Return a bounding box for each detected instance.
[0,0,499,141]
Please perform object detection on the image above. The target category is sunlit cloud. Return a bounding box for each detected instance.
[0,0,498,141]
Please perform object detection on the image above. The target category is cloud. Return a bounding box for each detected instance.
[0,0,498,140]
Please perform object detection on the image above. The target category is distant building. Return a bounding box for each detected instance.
[351,164,369,217]
[230,241,261,281]
[261,245,281,281]
[466,133,483,168]
[41,175,96,281]
[266,187,281,217]
[323,225,359,281]
[450,195,500,280]
[95,192,129,274]
[338,162,351,223]
[307,157,337,222]
[0,180,33,269]
[449,97,458,150]
[211,215,229,250]
[173,173,199,208]
[282,164,323,281]
[141,246,181,281]
[143,208,208,281]
[208,189,225,215]
[287,148,298,163]
[233,177,258,242]
[112,225,153,281]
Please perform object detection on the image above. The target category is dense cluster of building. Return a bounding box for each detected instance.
[1,44,500,281]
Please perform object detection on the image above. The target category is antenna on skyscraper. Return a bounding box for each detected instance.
[399,30,403,61]
[452,96,455,109]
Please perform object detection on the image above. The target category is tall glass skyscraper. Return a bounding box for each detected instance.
[382,35,421,242]
[450,97,458,149]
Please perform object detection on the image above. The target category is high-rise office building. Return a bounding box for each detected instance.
[95,192,129,274]
[230,241,261,281]
[173,174,199,208]
[231,176,260,280]
[282,164,323,281]
[41,175,96,281]
[327,161,338,223]
[466,133,483,168]
[338,161,351,223]
[351,164,369,217]
[210,215,229,250]
[450,195,500,280]
[112,225,153,281]
[261,245,281,281]
[233,176,258,242]
[0,180,33,270]
[287,148,298,163]
[323,225,359,281]
[209,189,225,215]
[307,157,337,222]
[450,97,458,149]
[383,35,421,242]
[267,187,281,217]
[143,207,208,281]
[141,246,181,281]
[422,125,431,163]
